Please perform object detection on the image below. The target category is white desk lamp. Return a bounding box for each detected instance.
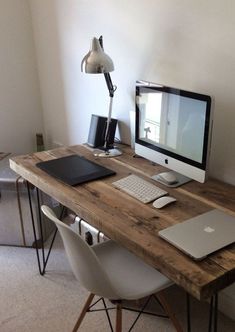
[81,36,122,157]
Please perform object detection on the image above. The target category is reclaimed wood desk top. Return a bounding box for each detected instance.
[10,144,235,301]
[0,152,10,161]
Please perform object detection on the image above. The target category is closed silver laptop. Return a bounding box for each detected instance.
[158,209,235,260]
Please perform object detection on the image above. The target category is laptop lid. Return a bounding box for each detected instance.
[36,154,116,186]
[158,209,235,260]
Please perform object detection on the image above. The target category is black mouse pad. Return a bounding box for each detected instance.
[36,154,116,186]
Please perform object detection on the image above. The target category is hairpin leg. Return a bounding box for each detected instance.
[208,294,218,332]
[186,293,191,332]
[27,182,43,275]
[27,181,65,275]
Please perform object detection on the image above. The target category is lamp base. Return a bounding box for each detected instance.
[93,147,122,158]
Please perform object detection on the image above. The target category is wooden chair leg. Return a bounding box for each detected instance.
[156,291,183,332]
[116,302,122,332]
[72,293,95,332]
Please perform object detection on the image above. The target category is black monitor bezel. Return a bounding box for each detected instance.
[135,84,212,170]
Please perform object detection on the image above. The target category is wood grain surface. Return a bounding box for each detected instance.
[10,144,235,301]
[0,152,10,161]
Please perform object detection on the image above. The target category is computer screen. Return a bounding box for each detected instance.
[135,81,213,184]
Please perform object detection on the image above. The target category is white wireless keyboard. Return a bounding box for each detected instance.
[112,174,168,203]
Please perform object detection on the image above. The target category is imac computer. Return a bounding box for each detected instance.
[135,81,213,187]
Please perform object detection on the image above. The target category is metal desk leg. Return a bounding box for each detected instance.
[27,182,43,275]
[208,294,218,332]
[186,292,218,332]
[187,293,191,332]
[27,181,65,275]
[36,187,46,269]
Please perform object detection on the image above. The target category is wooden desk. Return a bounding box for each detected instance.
[0,152,10,161]
[10,144,235,302]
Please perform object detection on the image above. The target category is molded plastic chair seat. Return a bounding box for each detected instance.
[93,240,173,300]
[41,205,182,332]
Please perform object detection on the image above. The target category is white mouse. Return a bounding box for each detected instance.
[157,172,178,185]
[153,196,177,209]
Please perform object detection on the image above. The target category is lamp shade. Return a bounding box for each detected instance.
[81,37,114,74]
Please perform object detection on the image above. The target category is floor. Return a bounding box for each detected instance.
[0,234,234,332]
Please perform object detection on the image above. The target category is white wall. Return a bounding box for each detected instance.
[29,0,235,185]
[0,0,43,154]
[29,0,235,318]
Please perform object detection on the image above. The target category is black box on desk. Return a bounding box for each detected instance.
[87,114,117,148]
[0,155,59,247]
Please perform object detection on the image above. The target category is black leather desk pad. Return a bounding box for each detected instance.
[36,154,116,186]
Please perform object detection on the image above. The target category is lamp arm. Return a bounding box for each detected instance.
[103,74,116,150]
[103,96,114,150]
[98,36,115,97]
[104,73,115,97]
[98,35,116,151]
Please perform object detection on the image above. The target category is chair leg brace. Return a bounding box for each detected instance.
[72,291,183,332]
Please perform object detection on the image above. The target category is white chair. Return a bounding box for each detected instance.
[41,205,183,332]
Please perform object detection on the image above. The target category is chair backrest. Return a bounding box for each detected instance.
[41,205,119,299]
